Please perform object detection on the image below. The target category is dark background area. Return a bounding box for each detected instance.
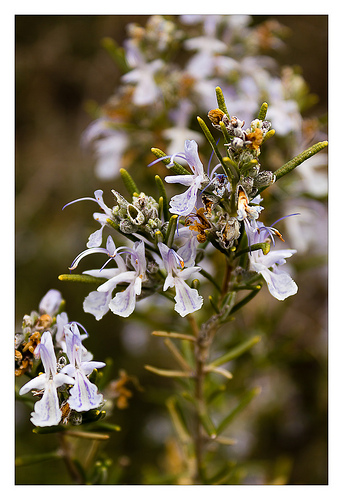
[15,15,328,485]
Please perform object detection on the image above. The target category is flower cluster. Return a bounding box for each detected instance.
[82,15,315,181]
[63,103,299,323]
[16,290,105,427]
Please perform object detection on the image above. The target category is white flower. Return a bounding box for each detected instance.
[38,289,63,317]
[163,100,204,154]
[78,238,147,319]
[164,140,207,216]
[61,323,105,412]
[173,225,200,267]
[246,222,298,301]
[19,332,75,427]
[63,190,113,248]
[158,242,203,317]
[93,132,129,180]
[56,315,93,362]
[82,118,129,180]
[122,42,163,106]
[237,187,264,239]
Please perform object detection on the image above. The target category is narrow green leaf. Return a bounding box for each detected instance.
[64,430,110,440]
[197,116,232,179]
[219,120,232,144]
[16,450,63,466]
[199,268,221,292]
[154,229,164,244]
[216,387,261,435]
[150,147,190,176]
[209,335,261,368]
[214,436,237,446]
[198,405,217,438]
[215,86,230,117]
[101,37,130,73]
[234,241,271,258]
[58,274,107,286]
[262,128,275,142]
[274,141,328,182]
[87,422,121,432]
[166,396,192,444]
[258,102,268,120]
[158,196,164,220]
[163,338,193,372]
[145,365,193,378]
[205,365,233,380]
[222,156,239,181]
[208,462,237,485]
[120,168,139,197]
[151,330,196,342]
[209,295,220,314]
[106,217,120,231]
[229,287,262,315]
[155,174,169,221]
[33,425,66,434]
[165,214,178,247]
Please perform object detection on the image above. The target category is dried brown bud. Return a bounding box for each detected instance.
[208,108,226,126]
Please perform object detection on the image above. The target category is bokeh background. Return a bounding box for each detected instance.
[15,15,328,485]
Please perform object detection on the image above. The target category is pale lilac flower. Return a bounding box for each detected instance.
[184,36,228,78]
[19,332,75,427]
[173,225,200,267]
[237,187,264,236]
[61,323,105,412]
[82,118,129,180]
[158,242,203,317]
[56,314,93,362]
[246,222,298,301]
[122,42,163,106]
[55,312,69,351]
[163,140,207,216]
[78,239,147,319]
[68,236,127,320]
[292,152,328,197]
[63,190,113,248]
[93,132,129,180]
[39,289,63,317]
[163,100,204,154]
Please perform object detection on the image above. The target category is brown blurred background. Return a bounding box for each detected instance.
[15,15,328,485]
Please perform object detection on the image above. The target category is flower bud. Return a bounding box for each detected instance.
[119,219,138,234]
[127,204,145,225]
[253,171,276,188]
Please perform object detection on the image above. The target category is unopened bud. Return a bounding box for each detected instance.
[208,108,225,125]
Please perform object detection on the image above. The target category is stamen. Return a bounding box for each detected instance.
[62,196,98,210]
[70,322,89,338]
[210,163,223,179]
[270,213,300,227]
[148,155,171,167]
[68,247,109,270]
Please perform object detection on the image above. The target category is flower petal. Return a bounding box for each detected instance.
[165,174,194,186]
[109,283,137,318]
[39,290,63,316]
[169,182,200,216]
[83,290,112,320]
[30,380,62,427]
[19,374,47,395]
[67,371,103,412]
[174,278,203,317]
[259,267,298,301]
[97,271,136,293]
